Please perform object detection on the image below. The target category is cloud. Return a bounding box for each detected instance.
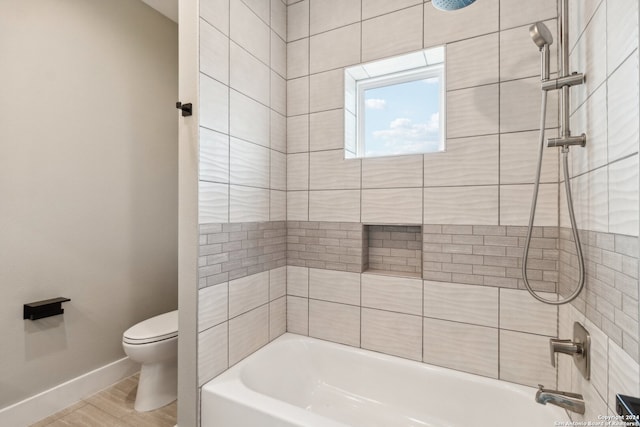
[365,98,387,110]
[389,118,411,128]
[422,78,439,85]
[375,113,440,139]
[368,113,441,156]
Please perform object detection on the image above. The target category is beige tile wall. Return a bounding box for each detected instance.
[560,230,639,359]
[565,0,639,238]
[193,1,639,423]
[422,225,559,290]
[282,0,567,394]
[287,221,366,271]
[197,221,287,386]
[286,0,561,226]
[559,304,640,422]
[197,0,288,389]
[199,0,287,224]
[282,1,639,415]
[198,265,285,386]
[286,266,559,388]
[557,0,640,422]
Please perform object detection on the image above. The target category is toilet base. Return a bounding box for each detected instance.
[134,357,177,412]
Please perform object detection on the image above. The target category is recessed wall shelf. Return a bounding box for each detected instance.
[23,297,71,320]
[364,224,422,278]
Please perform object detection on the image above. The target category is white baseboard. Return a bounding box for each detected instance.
[0,357,139,427]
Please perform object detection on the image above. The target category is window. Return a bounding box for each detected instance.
[344,46,445,159]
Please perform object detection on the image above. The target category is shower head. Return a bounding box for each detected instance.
[531,22,553,81]
[530,22,554,49]
[431,0,476,11]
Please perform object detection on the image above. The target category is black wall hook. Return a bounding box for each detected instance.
[176,102,192,117]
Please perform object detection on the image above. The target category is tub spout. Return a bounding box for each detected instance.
[536,385,585,414]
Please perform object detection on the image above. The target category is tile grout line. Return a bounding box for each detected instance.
[305,0,311,225]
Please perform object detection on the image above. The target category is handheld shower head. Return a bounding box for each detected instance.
[530,22,554,49]
[432,0,476,11]
[530,22,553,80]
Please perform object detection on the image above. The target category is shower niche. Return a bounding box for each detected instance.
[363,225,422,278]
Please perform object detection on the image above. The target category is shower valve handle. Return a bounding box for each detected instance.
[549,339,581,367]
[548,323,590,381]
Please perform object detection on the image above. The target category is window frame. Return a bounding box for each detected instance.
[355,64,445,158]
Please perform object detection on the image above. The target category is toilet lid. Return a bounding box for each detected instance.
[123,310,178,344]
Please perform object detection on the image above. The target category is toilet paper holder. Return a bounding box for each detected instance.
[23,297,71,320]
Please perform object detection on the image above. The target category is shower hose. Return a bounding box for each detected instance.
[521,90,585,305]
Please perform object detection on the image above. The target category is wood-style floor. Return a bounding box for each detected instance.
[29,374,177,427]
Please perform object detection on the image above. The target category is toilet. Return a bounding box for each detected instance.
[122,310,178,412]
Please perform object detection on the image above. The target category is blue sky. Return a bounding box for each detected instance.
[363,77,442,157]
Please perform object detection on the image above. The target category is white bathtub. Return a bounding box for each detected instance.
[201,334,569,427]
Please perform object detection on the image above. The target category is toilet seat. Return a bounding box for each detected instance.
[123,310,178,345]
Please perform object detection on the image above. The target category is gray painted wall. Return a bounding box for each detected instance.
[0,0,178,408]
